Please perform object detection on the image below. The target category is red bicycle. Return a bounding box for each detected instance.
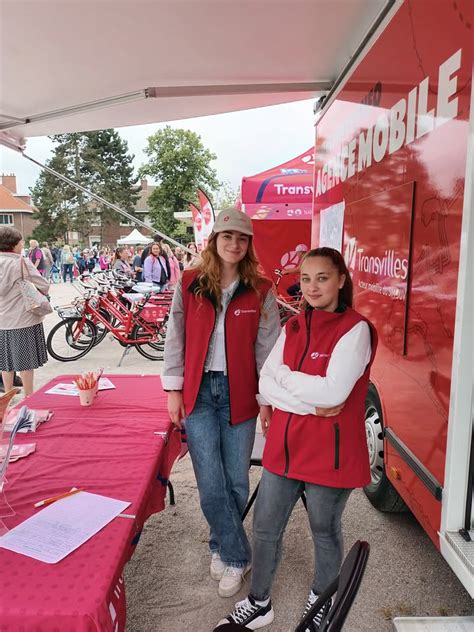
[47,274,172,361]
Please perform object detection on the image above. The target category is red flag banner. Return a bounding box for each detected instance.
[189,202,204,252]
[198,189,215,246]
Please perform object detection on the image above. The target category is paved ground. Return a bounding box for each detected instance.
[29,283,473,630]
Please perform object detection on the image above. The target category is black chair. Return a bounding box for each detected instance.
[295,540,370,632]
[213,541,370,632]
[242,431,307,521]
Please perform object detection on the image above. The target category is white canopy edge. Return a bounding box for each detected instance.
[0,0,397,149]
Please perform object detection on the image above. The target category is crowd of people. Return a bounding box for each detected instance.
[1,210,378,632]
[21,237,199,287]
[0,231,200,396]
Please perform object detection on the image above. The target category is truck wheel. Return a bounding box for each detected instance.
[363,384,407,512]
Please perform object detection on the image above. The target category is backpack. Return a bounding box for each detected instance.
[66,253,75,264]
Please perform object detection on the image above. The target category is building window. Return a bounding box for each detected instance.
[0,214,14,225]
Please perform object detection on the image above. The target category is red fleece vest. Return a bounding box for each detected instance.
[181,270,272,425]
[262,307,378,488]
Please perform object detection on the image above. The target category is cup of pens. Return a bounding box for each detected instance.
[74,372,100,407]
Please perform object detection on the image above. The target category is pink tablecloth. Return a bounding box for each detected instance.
[0,374,180,632]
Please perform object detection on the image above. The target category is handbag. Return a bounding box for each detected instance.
[156,256,169,285]
[17,258,53,317]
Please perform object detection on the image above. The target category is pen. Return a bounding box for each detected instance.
[34,488,82,508]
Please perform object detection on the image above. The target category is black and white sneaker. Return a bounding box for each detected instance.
[216,595,274,630]
[302,590,332,631]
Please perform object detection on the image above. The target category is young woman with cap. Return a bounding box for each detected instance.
[163,208,280,598]
[217,247,378,630]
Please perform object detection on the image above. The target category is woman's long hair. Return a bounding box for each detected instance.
[195,233,264,309]
[300,247,353,309]
[114,247,127,262]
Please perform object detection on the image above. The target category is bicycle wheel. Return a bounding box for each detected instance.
[47,318,97,362]
[131,323,164,360]
[90,308,111,346]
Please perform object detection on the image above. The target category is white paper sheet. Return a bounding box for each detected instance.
[45,378,115,397]
[0,491,130,563]
[97,377,116,391]
[45,383,79,396]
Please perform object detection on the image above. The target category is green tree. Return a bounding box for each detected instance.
[31,131,139,243]
[82,130,139,241]
[31,133,89,242]
[139,127,219,237]
[215,181,240,210]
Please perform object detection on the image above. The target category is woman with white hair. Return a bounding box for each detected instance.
[0,227,49,396]
[28,239,46,276]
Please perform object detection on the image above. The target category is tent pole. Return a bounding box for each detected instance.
[22,151,194,255]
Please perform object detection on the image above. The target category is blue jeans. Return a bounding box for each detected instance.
[251,469,352,599]
[63,263,74,282]
[185,371,256,568]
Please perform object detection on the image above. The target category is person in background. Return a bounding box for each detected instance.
[41,242,54,280]
[61,244,75,282]
[98,249,110,271]
[218,247,377,631]
[49,262,60,283]
[77,250,88,274]
[163,208,280,599]
[174,246,185,271]
[160,242,180,288]
[141,234,171,279]
[112,247,133,277]
[0,227,50,397]
[183,241,199,269]
[143,242,169,287]
[28,239,46,276]
[132,246,144,282]
[51,243,60,266]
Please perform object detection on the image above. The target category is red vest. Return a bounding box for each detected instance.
[262,306,378,488]
[181,270,272,425]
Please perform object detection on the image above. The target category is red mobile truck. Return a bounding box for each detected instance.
[311,0,473,595]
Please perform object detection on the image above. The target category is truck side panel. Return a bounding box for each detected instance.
[312,0,472,546]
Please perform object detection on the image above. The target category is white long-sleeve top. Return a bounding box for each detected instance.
[258,320,371,415]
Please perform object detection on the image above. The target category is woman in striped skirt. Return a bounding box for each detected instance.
[0,227,49,397]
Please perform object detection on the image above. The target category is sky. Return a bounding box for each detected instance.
[0,99,315,197]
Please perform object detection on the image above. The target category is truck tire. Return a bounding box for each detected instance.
[363,384,407,512]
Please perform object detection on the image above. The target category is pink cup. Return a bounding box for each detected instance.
[79,388,95,407]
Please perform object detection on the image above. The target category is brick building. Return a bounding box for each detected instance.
[87,179,155,247]
[0,175,159,247]
[0,174,38,237]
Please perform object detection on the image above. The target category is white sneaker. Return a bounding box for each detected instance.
[218,563,251,598]
[302,590,333,631]
[210,552,226,581]
[216,595,274,629]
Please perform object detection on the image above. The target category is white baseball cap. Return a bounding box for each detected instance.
[213,208,253,236]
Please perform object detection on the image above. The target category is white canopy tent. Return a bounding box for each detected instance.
[0,0,398,151]
[117,229,151,246]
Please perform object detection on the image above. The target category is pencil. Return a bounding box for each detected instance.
[34,488,82,508]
